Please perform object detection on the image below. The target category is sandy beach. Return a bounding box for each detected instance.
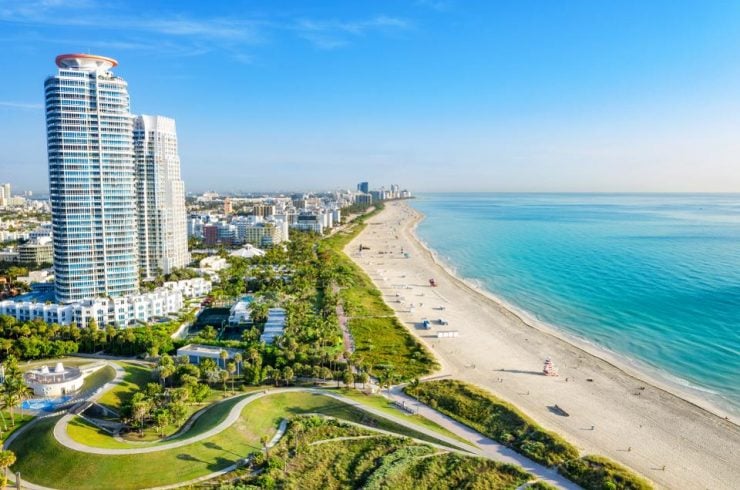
[346,200,740,490]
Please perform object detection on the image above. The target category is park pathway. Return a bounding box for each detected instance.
[53,387,472,455]
[43,381,576,489]
[388,385,579,489]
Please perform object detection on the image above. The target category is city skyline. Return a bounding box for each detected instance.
[3,1,740,193]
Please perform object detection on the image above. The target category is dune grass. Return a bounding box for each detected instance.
[405,380,653,489]
[559,455,653,490]
[405,380,579,467]
[322,204,439,381]
[245,417,531,490]
[10,390,461,489]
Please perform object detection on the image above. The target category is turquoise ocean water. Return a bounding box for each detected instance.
[411,194,740,414]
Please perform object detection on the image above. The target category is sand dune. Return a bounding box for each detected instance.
[345,200,740,490]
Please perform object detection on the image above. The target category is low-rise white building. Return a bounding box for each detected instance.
[260,307,286,344]
[229,296,253,325]
[229,244,265,260]
[17,269,54,285]
[199,256,228,275]
[176,344,242,368]
[0,278,211,328]
[24,362,84,397]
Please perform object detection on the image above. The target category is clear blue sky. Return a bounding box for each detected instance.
[2,0,740,193]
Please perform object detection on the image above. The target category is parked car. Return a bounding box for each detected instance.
[421,319,431,329]
[439,318,449,325]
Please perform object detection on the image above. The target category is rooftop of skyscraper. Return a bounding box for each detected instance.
[55,53,117,72]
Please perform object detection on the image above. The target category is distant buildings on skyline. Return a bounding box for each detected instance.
[354,181,411,205]
[0,184,11,207]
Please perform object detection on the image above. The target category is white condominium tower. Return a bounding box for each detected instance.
[134,115,190,278]
[45,54,139,303]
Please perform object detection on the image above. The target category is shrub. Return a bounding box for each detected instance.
[558,455,652,490]
[528,481,558,490]
[405,380,653,489]
[405,380,578,466]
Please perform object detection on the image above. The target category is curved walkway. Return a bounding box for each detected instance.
[50,383,575,488]
[55,391,254,455]
[54,387,472,455]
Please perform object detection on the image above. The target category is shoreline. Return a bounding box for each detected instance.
[346,200,740,490]
[408,207,739,422]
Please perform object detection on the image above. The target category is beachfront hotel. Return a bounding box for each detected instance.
[134,115,190,278]
[45,54,139,303]
[44,54,191,306]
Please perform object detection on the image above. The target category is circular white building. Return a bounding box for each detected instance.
[24,362,84,397]
[55,53,118,72]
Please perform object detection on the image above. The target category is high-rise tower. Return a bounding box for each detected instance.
[134,115,190,278]
[45,54,139,302]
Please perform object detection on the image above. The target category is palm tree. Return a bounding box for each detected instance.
[234,352,243,377]
[342,370,354,389]
[1,356,30,426]
[0,449,16,490]
[158,364,175,388]
[227,362,236,393]
[282,366,294,387]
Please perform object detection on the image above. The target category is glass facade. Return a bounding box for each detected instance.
[134,115,190,278]
[45,56,139,302]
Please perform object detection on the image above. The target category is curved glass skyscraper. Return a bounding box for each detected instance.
[45,54,139,302]
[135,115,190,279]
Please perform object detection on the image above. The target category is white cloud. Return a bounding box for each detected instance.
[0,101,43,110]
[0,1,412,59]
[293,15,411,49]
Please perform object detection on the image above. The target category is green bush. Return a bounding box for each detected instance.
[321,204,439,381]
[405,380,653,489]
[528,481,558,490]
[246,416,531,490]
[558,455,652,490]
[404,380,578,466]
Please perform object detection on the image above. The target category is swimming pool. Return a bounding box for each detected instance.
[22,396,72,411]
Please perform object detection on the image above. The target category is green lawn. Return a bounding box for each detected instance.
[332,388,475,448]
[10,391,464,489]
[97,362,153,411]
[169,393,246,440]
[0,411,33,445]
[79,365,116,392]
[237,391,456,449]
[10,415,256,490]
[66,394,248,449]
[19,357,97,372]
